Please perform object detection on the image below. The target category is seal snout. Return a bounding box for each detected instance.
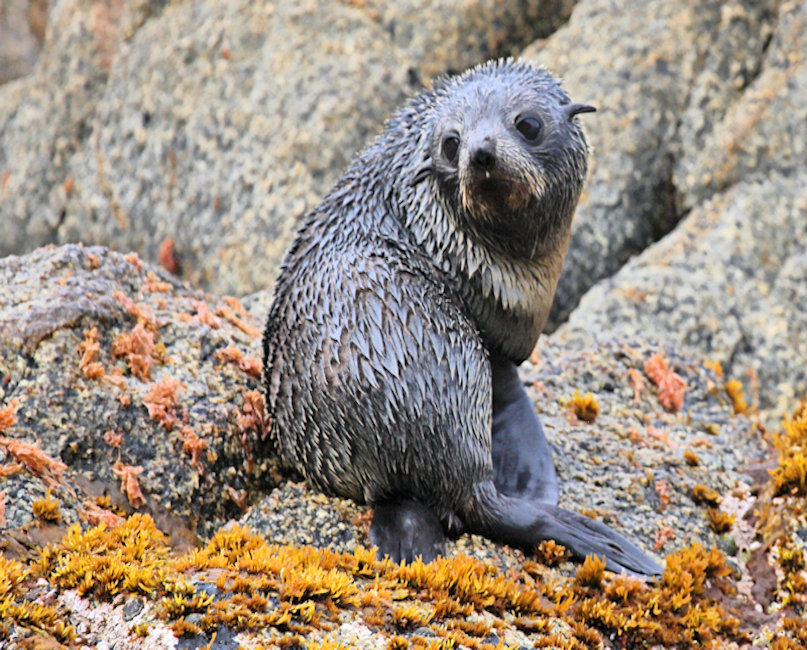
[470,137,496,171]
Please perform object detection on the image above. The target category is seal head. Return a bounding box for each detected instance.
[407,61,594,360]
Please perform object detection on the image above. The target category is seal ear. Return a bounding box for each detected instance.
[410,162,433,187]
[564,103,597,120]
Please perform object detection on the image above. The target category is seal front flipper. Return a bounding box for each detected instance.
[463,483,662,577]
[490,352,559,505]
[370,498,446,563]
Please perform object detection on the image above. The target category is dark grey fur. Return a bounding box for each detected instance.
[263,60,660,575]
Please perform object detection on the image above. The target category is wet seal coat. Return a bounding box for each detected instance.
[263,59,660,575]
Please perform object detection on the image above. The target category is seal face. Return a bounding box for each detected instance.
[263,59,660,576]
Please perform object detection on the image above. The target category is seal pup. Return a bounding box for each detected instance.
[263,59,660,576]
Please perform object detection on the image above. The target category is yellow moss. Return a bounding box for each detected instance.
[574,555,605,589]
[36,514,171,598]
[570,390,599,423]
[534,540,569,567]
[725,379,748,414]
[392,603,435,628]
[32,490,62,522]
[706,508,735,533]
[682,448,700,467]
[691,483,721,507]
[770,398,807,496]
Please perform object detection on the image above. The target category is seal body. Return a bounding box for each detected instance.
[263,60,659,575]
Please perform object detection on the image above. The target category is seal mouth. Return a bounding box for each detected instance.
[461,171,535,222]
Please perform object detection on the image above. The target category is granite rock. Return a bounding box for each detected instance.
[0,0,575,297]
[523,0,779,328]
[0,243,276,541]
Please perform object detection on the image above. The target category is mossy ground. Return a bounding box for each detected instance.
[2,389,806,648]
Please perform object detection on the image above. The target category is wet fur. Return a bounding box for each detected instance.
[263,60,660,575]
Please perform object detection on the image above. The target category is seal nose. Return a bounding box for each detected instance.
[470,137,496,171]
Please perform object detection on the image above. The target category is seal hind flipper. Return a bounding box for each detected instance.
[463,482,662,577]
[490,353,559,505]
[370,498,446,563]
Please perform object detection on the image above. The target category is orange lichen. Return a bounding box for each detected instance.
[770,399,807,497]
[237,390,271,443]
[569,390,599,423]
[112,321,159,380]
[158,237,181,274]
[574,555,606,589]
[112,460,146,508]
[180,424,208,472]
[77,326,105,379]
[104,429,123,448]
[0,436,67,481]
[644,353,687,411]
[628,367,645,404]
[35,514,170,599]
[215,345,262,377]
[215,303,262,339]
[0,398,19,432]
[653,525,675,552]
[32,490,61,523]
[534,539,569,567]
[142,271,169,293]
[655,480,671,509]
[143,376,185,431]
[11,510,753,648]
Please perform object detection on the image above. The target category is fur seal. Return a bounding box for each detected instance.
[263,59,660,576]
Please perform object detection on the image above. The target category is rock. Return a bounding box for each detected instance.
[0,0,46,84]
[522,0,779,328]
[556,0,807,419]
[0,0,575,297]
[0,243,277,540]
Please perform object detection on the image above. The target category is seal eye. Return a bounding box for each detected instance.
[515,115,542,142]
[442,134,460,165]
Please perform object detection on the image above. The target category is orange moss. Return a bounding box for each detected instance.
[644,353,687,411]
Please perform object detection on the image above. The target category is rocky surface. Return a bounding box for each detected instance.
[0,244,277,543]
[0,0,46,84]
[2,0,807,647]
[523,0,780,328]
[0,0,575,297]
[556,0,807,420]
